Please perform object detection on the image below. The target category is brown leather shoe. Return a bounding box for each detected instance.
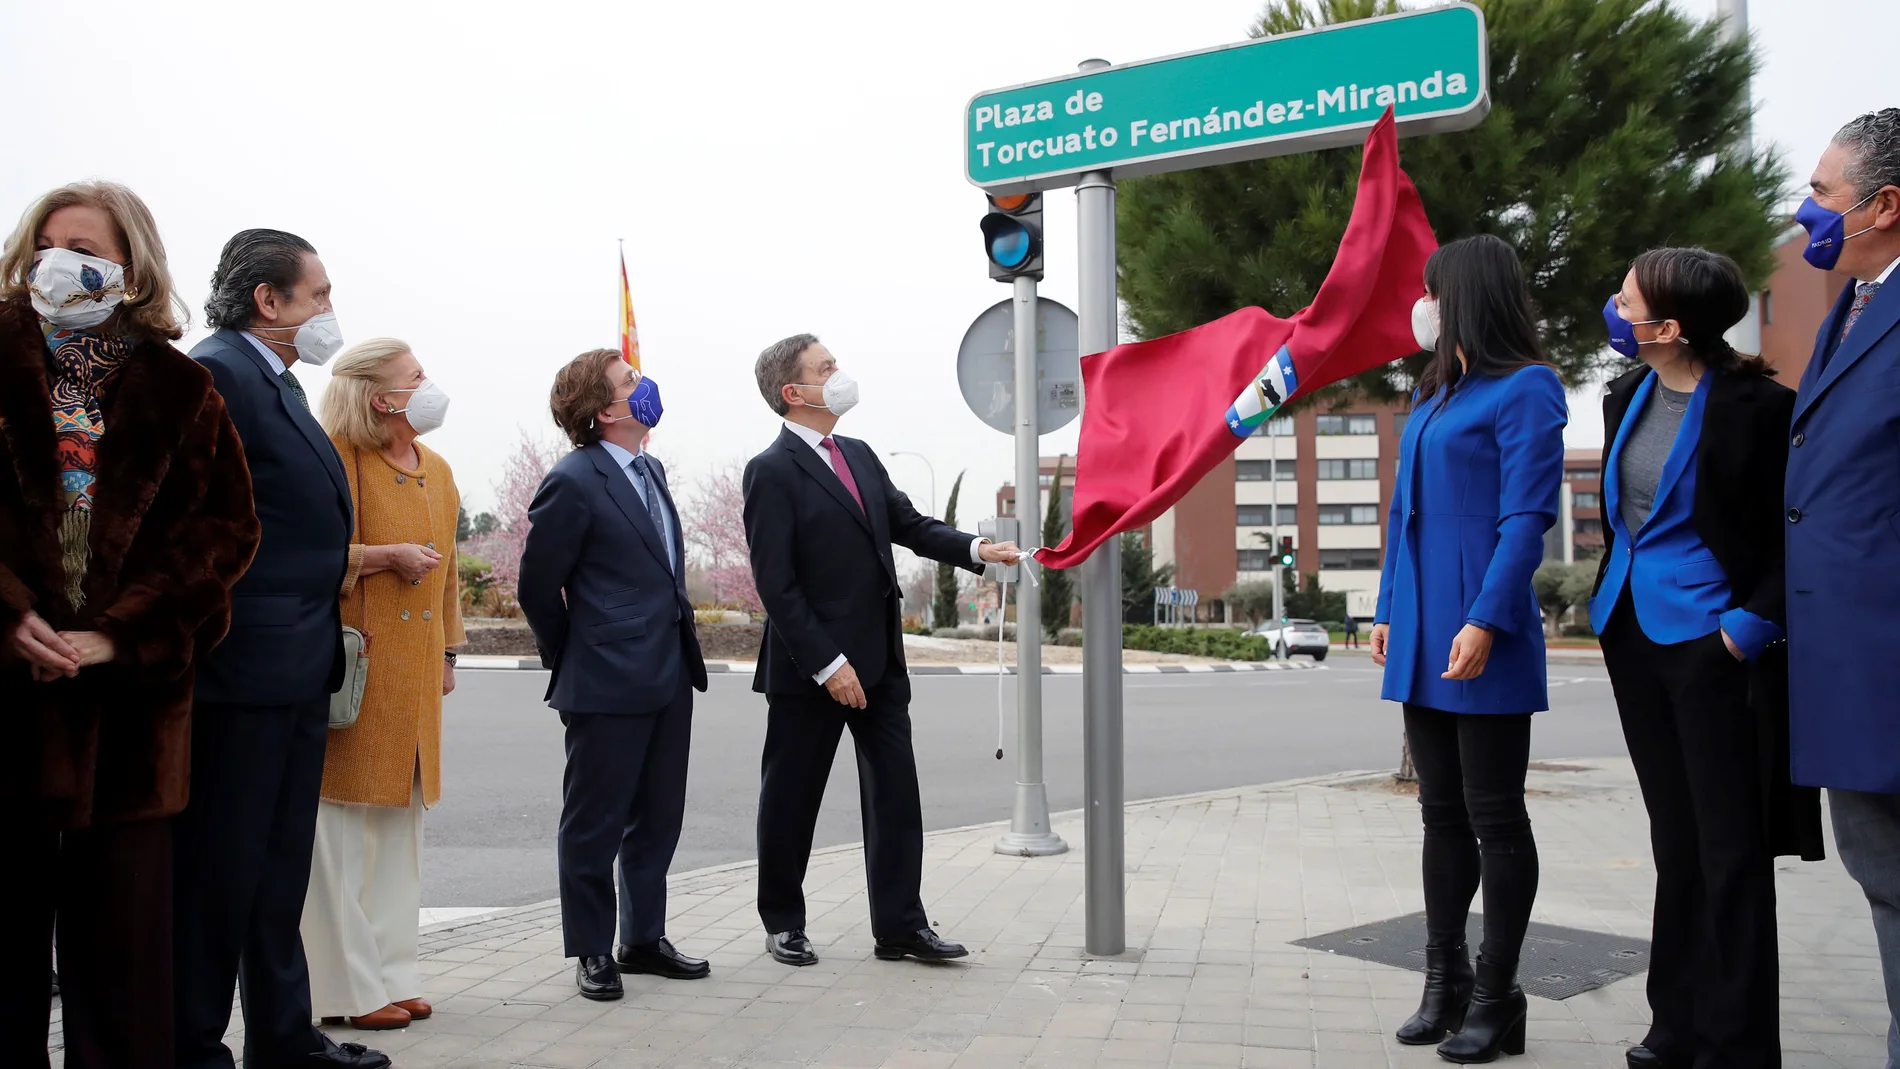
[391,997,432,1021]
[320,1004,411,1030]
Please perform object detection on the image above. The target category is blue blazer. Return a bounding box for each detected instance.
[1787,273,1900,791]
[1376,365,1567,714]
[191,330,352,706]
[517,443,707,715]
[1589,370,1781,657]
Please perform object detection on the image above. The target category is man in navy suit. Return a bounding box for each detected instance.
[1785,107,1900,1064]
[518,349,709,1001]
[742,334,1022,968]
[178,231,387,1069]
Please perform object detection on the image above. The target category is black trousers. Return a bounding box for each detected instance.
[1601,596,1779,1069]
[557,682,694,958]
[1,819,171,1069]
[173,699,328,1069]
[757,674,928,938]
[1403,704,1539,965]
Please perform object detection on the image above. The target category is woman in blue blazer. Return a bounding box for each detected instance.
[1373,234,1567,1064]
[1591,248,1821,1069]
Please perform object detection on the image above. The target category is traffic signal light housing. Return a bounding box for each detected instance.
[980,193,1044,282]
[1278,536,1295,569]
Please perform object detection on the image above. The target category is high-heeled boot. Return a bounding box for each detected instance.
[1396,943,1475,1044]
[1436,955,1527,1063]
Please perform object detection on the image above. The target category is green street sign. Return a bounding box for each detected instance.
[965,4,1488,193]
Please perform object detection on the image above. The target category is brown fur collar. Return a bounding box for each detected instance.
[0,298,216,626]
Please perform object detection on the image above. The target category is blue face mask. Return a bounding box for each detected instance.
[1602,296,1669,360]
[626,374,663,428]
[1795,190,1879,271]
[605,373,664,428]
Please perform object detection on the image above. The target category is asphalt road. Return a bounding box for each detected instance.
[424,654,1628,907]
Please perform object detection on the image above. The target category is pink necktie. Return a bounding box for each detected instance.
[820,437,864,513]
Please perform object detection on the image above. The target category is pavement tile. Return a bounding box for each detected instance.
[51,760,1886,1069]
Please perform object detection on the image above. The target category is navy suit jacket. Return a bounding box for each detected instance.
[742,426,978,697]
[1787,271,1900,791]
[517,442,706,715]
[192,330,352,706]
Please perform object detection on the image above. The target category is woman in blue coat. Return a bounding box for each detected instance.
[1372,234,1567,1064]
[1592,248,1820,1069]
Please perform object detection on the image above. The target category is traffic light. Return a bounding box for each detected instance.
[979,192,1044,281]
[1278,536,1295,569]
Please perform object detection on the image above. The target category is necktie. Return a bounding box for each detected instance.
[281,369,310,412]
[631,455,674,572]
[1841,281,1881,344]
[820,437,865,513]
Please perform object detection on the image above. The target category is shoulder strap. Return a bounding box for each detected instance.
[351,446,371,634]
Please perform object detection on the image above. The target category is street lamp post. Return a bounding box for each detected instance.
[887,451,938,518]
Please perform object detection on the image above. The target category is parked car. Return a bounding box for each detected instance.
[1247,618,1331,661]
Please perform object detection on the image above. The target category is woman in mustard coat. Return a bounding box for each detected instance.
[303,337,463,1031]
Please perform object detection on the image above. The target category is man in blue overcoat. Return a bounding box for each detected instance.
[1785,107,1900,1067]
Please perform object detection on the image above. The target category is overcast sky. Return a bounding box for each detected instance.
[3,0,1893,526]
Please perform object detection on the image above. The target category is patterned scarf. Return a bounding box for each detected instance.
[43,324,133,511]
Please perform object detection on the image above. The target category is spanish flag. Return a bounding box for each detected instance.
[618,241,641,371]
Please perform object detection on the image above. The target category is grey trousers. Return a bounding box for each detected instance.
[1830,788,1900,1069]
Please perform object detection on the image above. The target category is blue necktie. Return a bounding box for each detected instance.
[631,455,674,572]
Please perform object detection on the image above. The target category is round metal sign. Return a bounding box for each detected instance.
[955,296,1081,435]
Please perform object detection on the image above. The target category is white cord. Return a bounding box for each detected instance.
[996,573,1008,759]
[994,550,1045,761]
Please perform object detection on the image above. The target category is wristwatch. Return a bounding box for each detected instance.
[443,650,458,666]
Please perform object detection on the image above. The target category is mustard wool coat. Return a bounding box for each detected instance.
[322,437,465,808]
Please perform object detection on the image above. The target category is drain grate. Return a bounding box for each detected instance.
[1292,912,1649,1000]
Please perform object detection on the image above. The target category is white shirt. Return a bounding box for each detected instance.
[780,420,988,684]
[241,331,291,377]
[1868,254,1900,286]
[598,439,677,573]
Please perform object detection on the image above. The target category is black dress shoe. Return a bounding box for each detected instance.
[767,929,818,967]
[617,937,710,979]
[281,1033,392,1068]
[575,954,624,1000]
[874,927,969,962]
[1626,1045,1682,1068]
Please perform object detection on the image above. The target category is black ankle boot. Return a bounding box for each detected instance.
[1435,955,1527,1063]
[1396,943,1475,1045]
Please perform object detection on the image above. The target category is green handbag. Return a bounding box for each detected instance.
[330,450,371,730]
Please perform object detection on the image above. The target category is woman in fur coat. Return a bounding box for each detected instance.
[0,181,259,1069]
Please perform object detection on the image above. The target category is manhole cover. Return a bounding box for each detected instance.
[1292,912,1648,1000]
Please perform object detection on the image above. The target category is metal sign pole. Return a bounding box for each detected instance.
[1076,55,1126,955]
[998,275,1066,857]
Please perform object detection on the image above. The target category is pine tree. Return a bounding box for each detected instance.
[934,472,966,628]
[1040,456,1075,637]
[1117,0,1785,399]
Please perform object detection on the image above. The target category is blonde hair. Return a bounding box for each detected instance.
[0,181,187,341]
[320,337,414,453]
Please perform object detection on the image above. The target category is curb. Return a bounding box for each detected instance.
[458,657,1325,675]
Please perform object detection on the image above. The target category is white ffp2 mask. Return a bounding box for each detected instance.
[252,311,344,366]
[794,372,860,416]
[388,379,450,434]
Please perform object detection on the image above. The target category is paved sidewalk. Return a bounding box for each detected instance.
[57,760,1885,1067]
